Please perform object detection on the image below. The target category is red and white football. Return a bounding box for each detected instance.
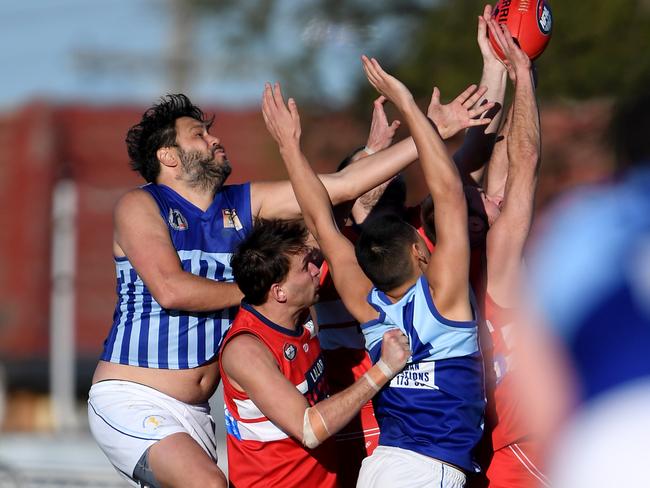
[490,0,553,61]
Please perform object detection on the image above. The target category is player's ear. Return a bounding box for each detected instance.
[412,242,429,265]
[157,146,179,168]
[270,283,287,303]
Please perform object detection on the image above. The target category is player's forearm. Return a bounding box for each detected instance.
[454,62,507,181]
[401,101,463,198]
[302,362,391,446]
[454,65,508,183]
[508,69,540,179]
[453,128,495,185]
[279,143,337,240]
[478,62,508,134]
[326,137,417,204]
[485,104,513,198]
[496,68,539,241]
[154,274,243,312]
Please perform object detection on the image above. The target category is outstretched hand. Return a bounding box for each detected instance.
[366,96,401,153]
[261,82,301,149]
[477,4,503,67]
[427,84,496,139]
[362,55,414,110]
[487,20,531,80]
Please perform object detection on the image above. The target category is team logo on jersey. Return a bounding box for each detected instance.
[303,319,317,339]
[168,208,188,231]
[303,343,309,352]
[223,209,243,230]
[284,343,297,361]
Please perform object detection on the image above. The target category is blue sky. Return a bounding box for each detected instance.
[0,0,395,112]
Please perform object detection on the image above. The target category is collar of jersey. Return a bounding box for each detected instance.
[241,302,304,337]
[374,276,420,306]
[157,184,223,221]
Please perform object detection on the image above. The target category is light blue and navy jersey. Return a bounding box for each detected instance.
[100,182,253,369]
[361,275,485,472]
[528,168,650,403]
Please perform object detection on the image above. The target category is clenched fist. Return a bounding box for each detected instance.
[379,329,411,375]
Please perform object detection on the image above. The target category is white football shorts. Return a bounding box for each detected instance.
[87,380,217,484]
[357,445,466,488]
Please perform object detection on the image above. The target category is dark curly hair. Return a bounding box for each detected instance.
[230,219,310,305]
[125,94,213,183]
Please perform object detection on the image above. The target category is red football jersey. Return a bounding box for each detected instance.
[483,293,530,450]
[220,303,337,488]
[314,250,380,487]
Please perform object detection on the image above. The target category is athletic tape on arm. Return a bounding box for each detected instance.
[364,358,394,392]
[302,406,330,449]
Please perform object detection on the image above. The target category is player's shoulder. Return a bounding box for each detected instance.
[115,186,156,207]
[226,332,266,353]
[113,186,161,225]
[222,332,275,373]
[116,185,159,209]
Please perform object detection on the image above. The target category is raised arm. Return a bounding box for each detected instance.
[486,21,541,306]
[426,83,496,141]
[253,77,493,221]
[114,189,243,311]
[332,96,404,226]
[251,132,418,220]
[483,102,513,199]
[363,95,401,156]
[221,329,409,449]
[336,95,401,172]
[453,4,509,184]
[260,82,379,324]
[341,96,402,225]
[362,56,473,322]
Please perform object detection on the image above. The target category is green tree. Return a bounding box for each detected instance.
[399,0,650,101]
[188,0,650,104]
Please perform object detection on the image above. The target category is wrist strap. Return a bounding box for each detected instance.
[376,358,394,378]
[363,146,375,155]
[364,358,394,392]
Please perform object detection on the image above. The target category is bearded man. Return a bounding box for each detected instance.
[87,93,421,488]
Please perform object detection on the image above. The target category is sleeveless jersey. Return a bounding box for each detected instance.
[483,293,529,450]
[100,182,252,369]
[361,275,485,472]
[314,259,374,389]
[313,225,364,351]
[314,249,380,487]
[220,303,337,488]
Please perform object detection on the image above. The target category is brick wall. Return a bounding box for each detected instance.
[0,99,616,364]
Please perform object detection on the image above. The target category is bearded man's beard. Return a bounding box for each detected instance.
[177,148,232,192]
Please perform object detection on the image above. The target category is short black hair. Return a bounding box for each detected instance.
[231,219,310,305]
[125,94,213,183]
[355,215,420,292]
[611,92,650,170]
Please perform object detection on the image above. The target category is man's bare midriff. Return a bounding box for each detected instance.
[92,359,220,404]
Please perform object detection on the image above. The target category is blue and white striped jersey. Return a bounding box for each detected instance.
[100,182,252,369]
[361,275,485,472]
